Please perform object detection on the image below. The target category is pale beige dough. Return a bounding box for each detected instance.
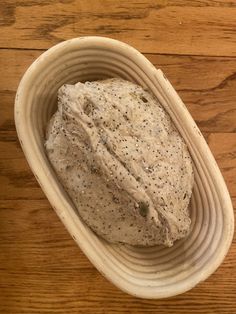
[45,78,194,247]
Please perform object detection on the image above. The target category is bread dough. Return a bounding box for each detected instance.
[45,78,194,247]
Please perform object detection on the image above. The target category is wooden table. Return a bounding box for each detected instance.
[1,1,236,313]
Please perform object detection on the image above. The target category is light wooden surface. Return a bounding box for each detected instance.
[0,1,236,313]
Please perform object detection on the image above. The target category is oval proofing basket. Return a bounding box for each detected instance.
[15,37,234,299]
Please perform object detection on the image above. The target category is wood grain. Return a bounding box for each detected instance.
[0,0,236,56]
[1,1,236,312]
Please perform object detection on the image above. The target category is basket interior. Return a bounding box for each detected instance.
[15,38,234,298]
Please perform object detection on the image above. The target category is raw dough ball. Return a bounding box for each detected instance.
[45,78,194,247]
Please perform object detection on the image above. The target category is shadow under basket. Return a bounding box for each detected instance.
[14,37,234,299]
